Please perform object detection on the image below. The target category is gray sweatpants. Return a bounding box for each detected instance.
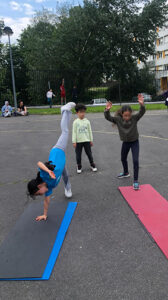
[53,110,71,191]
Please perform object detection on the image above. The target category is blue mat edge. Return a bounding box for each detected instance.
[0,201,78,281]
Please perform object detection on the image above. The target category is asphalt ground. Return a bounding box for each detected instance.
[0,110,168,300]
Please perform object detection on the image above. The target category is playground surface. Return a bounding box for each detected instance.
[0,110,168,300]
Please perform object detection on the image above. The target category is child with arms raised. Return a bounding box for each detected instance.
[104,94,145,190]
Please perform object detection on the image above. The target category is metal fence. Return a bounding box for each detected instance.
[0,69,166,107]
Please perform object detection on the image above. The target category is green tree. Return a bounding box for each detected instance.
[19,13,58,104]
[18,0,168,105]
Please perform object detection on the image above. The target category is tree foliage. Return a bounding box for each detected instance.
[0,0,168,104]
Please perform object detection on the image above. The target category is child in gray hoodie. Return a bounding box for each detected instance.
[104,94,145,190]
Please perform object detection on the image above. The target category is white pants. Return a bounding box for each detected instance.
[4,112,11,117]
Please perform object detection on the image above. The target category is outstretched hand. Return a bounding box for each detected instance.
[138,94,144,106]
[106,101,112,110]
[48,170,56,179]
[36,215,47,221]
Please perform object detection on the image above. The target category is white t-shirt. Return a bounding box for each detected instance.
[47,91,53,98]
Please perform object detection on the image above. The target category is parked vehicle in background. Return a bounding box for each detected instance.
[153,90,168,102]
[132,93,152,102]
[91,98,107,106]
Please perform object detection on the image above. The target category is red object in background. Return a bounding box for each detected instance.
[60,85,66,97]
[119,184,168,258]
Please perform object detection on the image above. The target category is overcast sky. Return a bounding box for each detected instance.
[0,0,82,43]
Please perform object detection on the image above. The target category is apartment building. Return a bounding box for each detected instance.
[138,25,168,93]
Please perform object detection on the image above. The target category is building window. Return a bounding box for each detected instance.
[160,38,163,45]
[157,52,162,58]
[156,66,163,71]
[156,38,163,46]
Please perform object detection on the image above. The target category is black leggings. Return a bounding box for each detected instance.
[76,142,94,167]
[121,140,139,181]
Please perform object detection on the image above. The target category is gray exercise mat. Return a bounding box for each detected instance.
[0,201,68,279]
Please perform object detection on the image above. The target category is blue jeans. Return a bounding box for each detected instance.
[47,98,52,108]
[121,140,139,181]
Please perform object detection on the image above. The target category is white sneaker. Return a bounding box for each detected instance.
[61,102,76,113]
[77,166,82,174]
[91,164,97,172]
[65,187,72,198]
[91,167,97,172]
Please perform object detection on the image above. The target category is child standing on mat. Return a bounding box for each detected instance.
[104,94,145,190]
[27,102,76,221]
[72,104,97,174]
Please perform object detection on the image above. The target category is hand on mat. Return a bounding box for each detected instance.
[48,170,56,179]
[90,142,93,147]
[36,215,47,221]
[106,101,112,111]
[138,94,144,106]
[73,143,77,148]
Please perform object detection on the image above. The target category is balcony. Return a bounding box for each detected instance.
[147,60,155,68]
[155,70,168,79]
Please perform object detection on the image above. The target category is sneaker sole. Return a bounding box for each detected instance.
[91,168,97,172]
[65,194,72,198]
[117,174,130,179]
[133,186,140,190]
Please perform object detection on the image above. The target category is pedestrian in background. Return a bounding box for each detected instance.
[46,89,55,108]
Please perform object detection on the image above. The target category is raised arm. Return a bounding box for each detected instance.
[104,101,118,124]
[134,94,146,121]
[37,161,56,179]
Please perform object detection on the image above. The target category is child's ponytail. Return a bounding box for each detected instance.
[44,161,55,171]
[114,108,123,118]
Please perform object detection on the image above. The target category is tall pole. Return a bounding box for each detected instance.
[119,79,121,106]
[8,34,17,111]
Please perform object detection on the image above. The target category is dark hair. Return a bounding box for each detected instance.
[44,161,55,171]
[27,161,55,197]
[75,103,87,112]
[27,172,43,198]
[115,105,132,117]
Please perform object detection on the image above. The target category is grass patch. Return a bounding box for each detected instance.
[28,103,167,115]
[29,108,61,115]
[88,87,108,98]
[89,87,108,91]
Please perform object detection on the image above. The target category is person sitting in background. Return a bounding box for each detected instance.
[17,101,28,116]
[1,101,13,117]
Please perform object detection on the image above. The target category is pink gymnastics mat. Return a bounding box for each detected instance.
[119,184,168,258]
